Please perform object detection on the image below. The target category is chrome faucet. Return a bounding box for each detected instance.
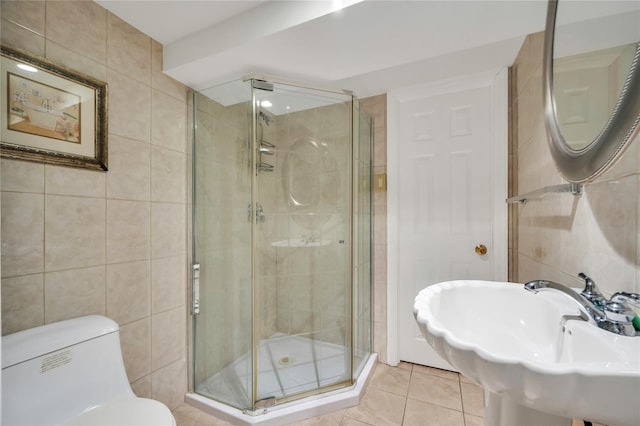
[524,278,602,327]
[524,273,640,337]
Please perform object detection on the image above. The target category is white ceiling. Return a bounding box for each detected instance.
[96,0,552,97]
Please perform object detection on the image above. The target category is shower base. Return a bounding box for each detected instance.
[186,333,377,425]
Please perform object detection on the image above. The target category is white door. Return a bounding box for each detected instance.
[388,70,508,369]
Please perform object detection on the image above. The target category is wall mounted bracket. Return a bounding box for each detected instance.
[506,183,583,204]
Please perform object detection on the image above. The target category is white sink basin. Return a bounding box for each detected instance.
[414,280,640,426]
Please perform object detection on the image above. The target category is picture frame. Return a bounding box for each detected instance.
[1,46,108,171]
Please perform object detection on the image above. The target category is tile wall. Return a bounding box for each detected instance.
[511,32,640,296]
[1,0,189,409]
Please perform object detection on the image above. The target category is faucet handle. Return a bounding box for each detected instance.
[603,292,640,336]
[610,292,640,306]
[578,273,606,307]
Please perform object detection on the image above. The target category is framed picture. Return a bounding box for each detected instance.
[1,46,108,171]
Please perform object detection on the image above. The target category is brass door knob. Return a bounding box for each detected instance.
[475,244,488,256]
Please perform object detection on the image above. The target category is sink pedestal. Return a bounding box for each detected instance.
[485,392,572,426]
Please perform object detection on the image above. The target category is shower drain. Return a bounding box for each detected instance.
[278,356,294,365]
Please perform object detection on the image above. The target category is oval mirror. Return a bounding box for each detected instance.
[543,0,640,182]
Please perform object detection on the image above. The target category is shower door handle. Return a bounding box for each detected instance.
[192,264,200,315]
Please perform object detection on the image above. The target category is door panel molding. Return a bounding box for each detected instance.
[387,68,508,366]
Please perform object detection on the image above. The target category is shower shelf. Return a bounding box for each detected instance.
[506,183,583,204]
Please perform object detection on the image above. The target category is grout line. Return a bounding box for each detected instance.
[457,372,467,425]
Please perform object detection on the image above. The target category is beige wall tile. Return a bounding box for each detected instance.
[44,195,105,271]
[107,12,151,83]
[106,135,151,201]
[151,147,186,203]
[45,39,108,82]
[106,260,151,325]
[45,0,107,64]
[131,374,152,398]
[151,358,187,410]
[1,160,44,193]
[1,192,44,277]
[0,18,45,55]
[151,307,185,370]
[152,255,186,314]
[1,274,44,334]
[44,265,106,323]
[464,414,484,426]
[120,317,152,381]
[601,133,640,180]
[45,165,105,198]
[513,34,531,97]
[152,90,187,152]
[373,320,387,364]
[151,202,186,258]
[513,29,640,298]
[2,0,189,409]
[1,0,45,34]
[106,200,150,263]
[108,70,151,142]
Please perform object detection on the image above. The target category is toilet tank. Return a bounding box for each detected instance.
[2,315,136,425]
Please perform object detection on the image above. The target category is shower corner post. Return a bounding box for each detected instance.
[250,79,259,412]
[187,89,196,396]
[350,96,359,385]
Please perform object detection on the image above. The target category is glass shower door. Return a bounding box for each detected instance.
[191,77,371,413]
[252,80,355,403]
[191,82,255,410]
[353,104,373,378]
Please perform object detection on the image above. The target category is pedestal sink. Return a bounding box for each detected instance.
[413,280,640,426]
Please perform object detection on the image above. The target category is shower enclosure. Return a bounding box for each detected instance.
[189,77,373,417]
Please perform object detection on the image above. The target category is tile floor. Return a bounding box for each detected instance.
[172,362,485,426]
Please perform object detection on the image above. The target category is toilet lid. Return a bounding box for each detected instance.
[66,398,176,426]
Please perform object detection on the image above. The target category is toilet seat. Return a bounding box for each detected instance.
[65,398,176,426]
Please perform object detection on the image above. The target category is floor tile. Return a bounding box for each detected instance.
[369,363,411,396]
[411,364,459,381]
[296,411,343,425]
[344,388,406,425]
[172,402,231,425]
[407,372,462,411]
[397,362,413,371]
[340,417,374,425]
[460,382,484,417]
[172,363,489,426]
[402,399,464,426]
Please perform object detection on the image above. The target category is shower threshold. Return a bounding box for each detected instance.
[186,348,377,426]
[196,333,354,401]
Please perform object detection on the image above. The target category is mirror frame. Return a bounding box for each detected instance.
[543,0,640,183]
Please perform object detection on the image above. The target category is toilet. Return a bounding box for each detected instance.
[2,315,176,426]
